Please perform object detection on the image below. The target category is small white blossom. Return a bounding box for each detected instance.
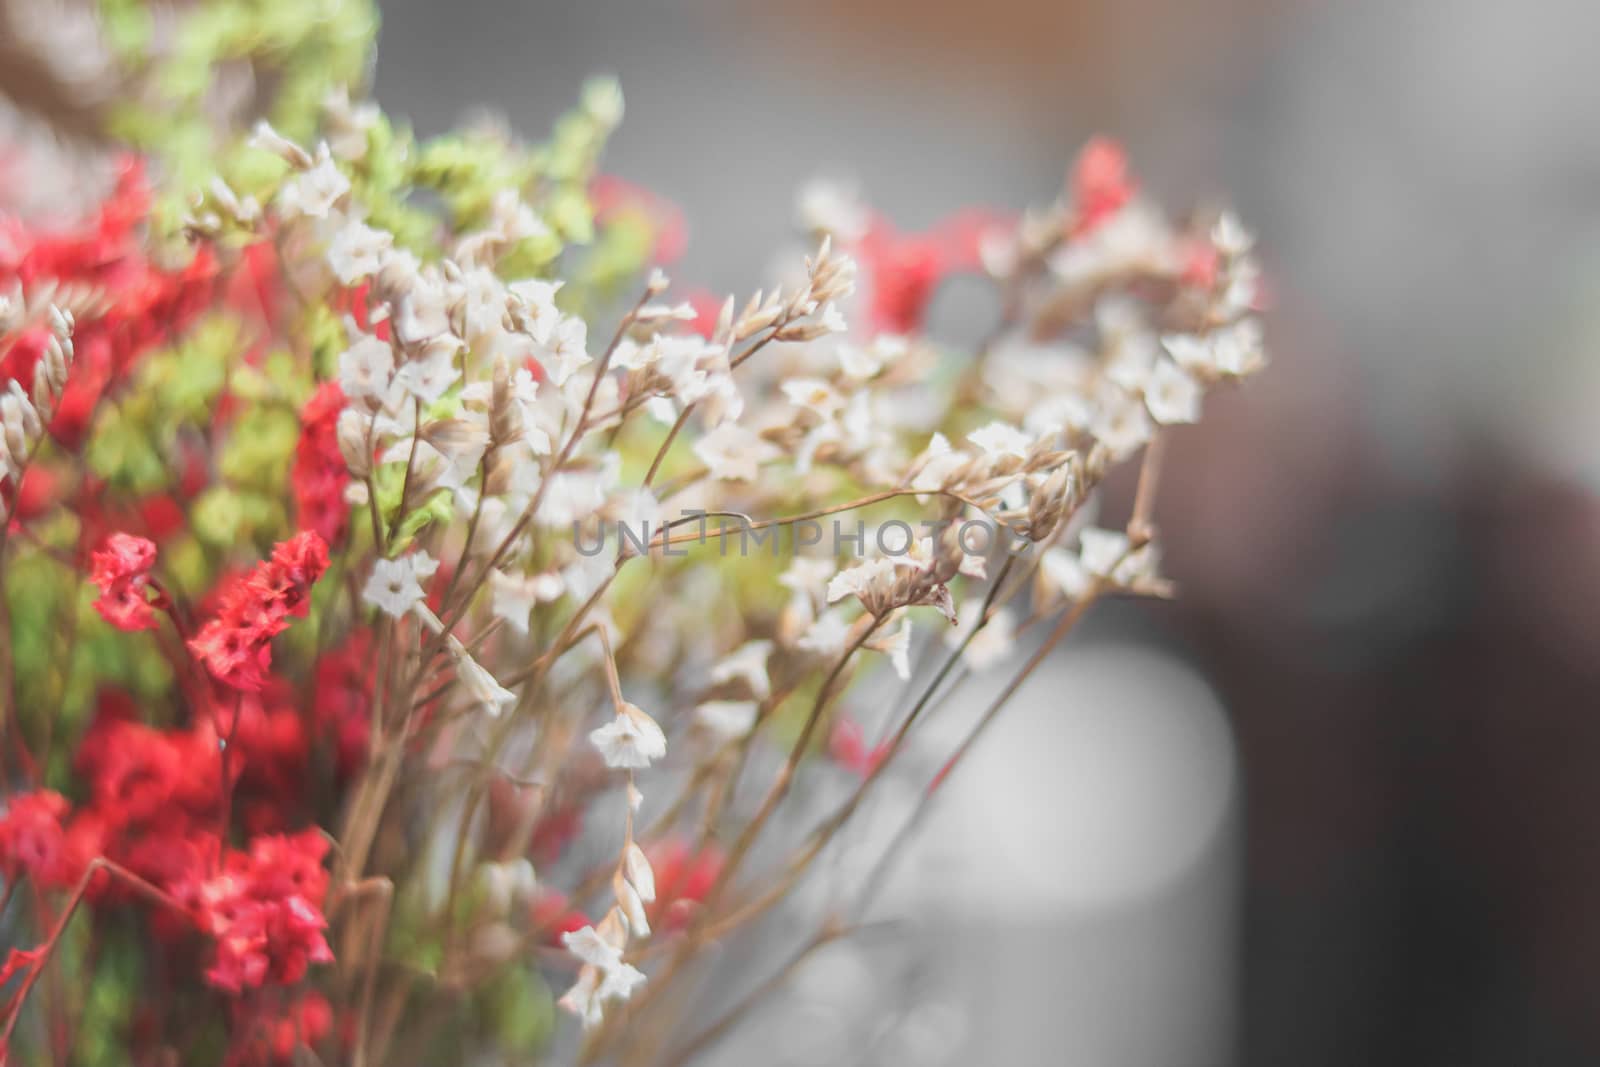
[508,279,563,345]
[623,843,655,902]
[337,335,395,403]
[542,315,591,386]
[1040,546,1093,600]
[967,422,1033,462]
[1143,358,1203,425]
[780,557,837,603]
[781,378,846,420]
[362,552,439,618]
[1089,385,1154,459]
[693,423,780,482]
[798,609,853,656]
[709,640,773,699]
[796,177,869,242]
[448,638,517,716]
[838,335,907,380]
[1213,318,1266,376]
[1078,527,1131,578]
[394,337,462,404]
[326,217,392,284]
[907,432,967,494]
[392,274,451,346]
[489,569,547,634]
[1076,527,1167,593]
[590,703,667,769]
[695,700,759,739]
[559,923,647,1030]
[278,147,349,219]
[827,557,897,607]
[1212,212,1254,257]
[818,302,849,335]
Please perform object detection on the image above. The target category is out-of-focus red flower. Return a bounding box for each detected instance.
[293,381,351,545]
[9,465,60,522]
[528,889,591,947]
[0,785,101,892]
[2,157,219,450]
[854,208,1011,336]
[681,287,724,339]
[528,803,583,867]
[828,715,889,778]
[259,991,335,1064]
[646,837,725,931]
[1070,136,1137,237]
[0,791,67,885]
[135,494,187,543]
[180,829,333,994]
[188,532,329,691]
[204,683,311,835]
[313,628,374,780]
[590,175,688,264]
[89,532,160,632]
[1179,238,1221,291]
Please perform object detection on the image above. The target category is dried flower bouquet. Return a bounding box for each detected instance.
[0,4,1264,1064]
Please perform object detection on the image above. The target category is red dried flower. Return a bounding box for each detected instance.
[260,991,335,1064]
[853,209,1008,336]
[0,791,68,884]
[188,532,329,691]
[313,628,374,780]
[529,890,591,947]
[90,532,160,631]
[183,829,333,994]
[3,157,219,450]
[828,715,889,778]
[292,382,351,545]
[1070,136,1137,236]
[646,838,726,932]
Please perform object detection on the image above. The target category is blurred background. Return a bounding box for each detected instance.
[372,0,1600,1063]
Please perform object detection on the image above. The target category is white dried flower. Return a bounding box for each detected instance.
[696,700,759,740]
[967,422,1033,463]
[827,557,898,608]
[693,423,781,482]
[447,637,518,716]
[392,273,452,346]
[1040,546,1093,601]
[394,337,463,404]
[1212,212,1254,257]
[362,552,439,618]
[248,121,312,168]
[797,609,852,656]
[796,178,869,242]
[508,279,563,345]
[541,315,591,386]
[709,639,773,699]
[489,569,551,634]
[326,217,393,284]
[781,378,846,420]
[623,843,655,902]
[838,335,907,380]
[337,334,395,403]
[559,922,647,1030]
[1143,358,1203,425]
[278,146,349,219]
[590,702,667,770]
